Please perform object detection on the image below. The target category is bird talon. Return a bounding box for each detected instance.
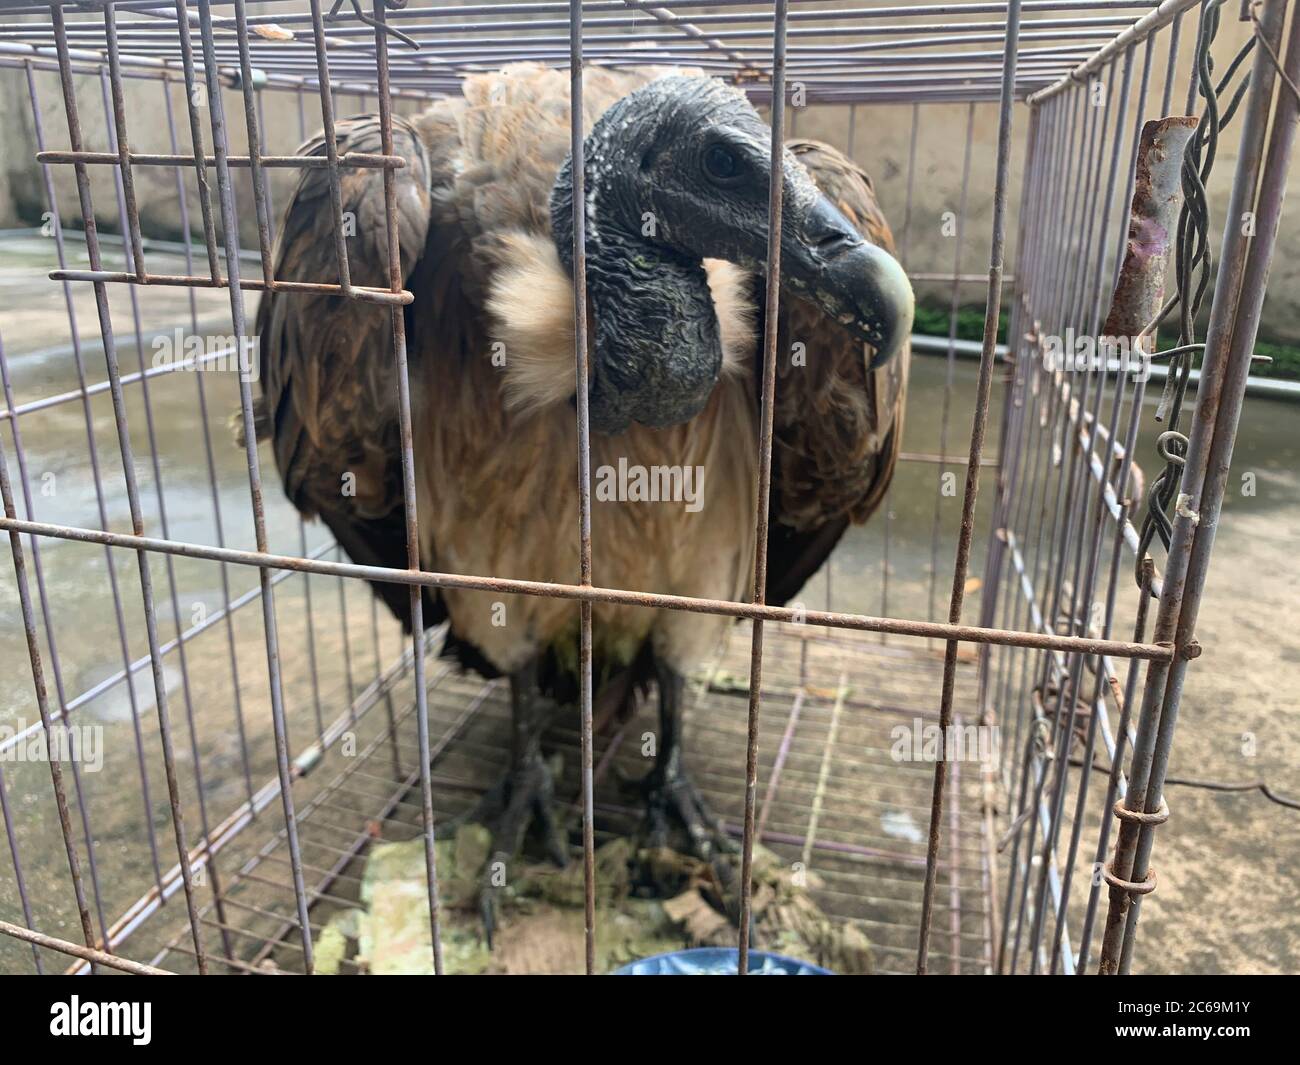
[461,750,570,949]
[642,768,736,862]
[478,875,501,951]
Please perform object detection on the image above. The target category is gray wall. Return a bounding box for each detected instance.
[1,11,1295,339]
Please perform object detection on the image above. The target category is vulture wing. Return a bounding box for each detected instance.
[762,139,911,607]
[255,115,436,628]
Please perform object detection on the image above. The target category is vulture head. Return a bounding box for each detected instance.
[551,74,913,435]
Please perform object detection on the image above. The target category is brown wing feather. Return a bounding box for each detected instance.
[763,139,911,607]
[256,115,435,627]
[257,66,696,655]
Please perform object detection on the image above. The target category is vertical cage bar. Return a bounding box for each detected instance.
[159,61,257,812]
[337,560,359,725]
[371,591,404,779]
[0,759,42,971]
[300,523,327,743]
[231,0,278,285]
[371,0,444,975]
[883,101,922,639]
[51,0,209,973]
[97,61,238,966]
[1100,0,1295,974]
[173,0,222,286]
[1026,47,1133,972]
[1013,68,1112,970]
[975,96,1045,966]
[1045,43,1146,973]
[102,9,146,283]
[738,0,789,977]
[926,101,976,634]
[1159,9,1185,115]
[977,94,1042,721]
[1054,37,1151,969]
[1078,561,1152,971]
[997,93,1078,971]
[0,427,96,960]
[916,0,1021,975]
[23,56,167,901]
[190,0,312,971]
[0,332,111,953]
[567,0,598,976]
[306,0,353,295]
[986,98,1050,759]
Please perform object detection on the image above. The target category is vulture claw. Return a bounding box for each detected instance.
[641,766,738,862]
[479,875,501,952]
[640,769,751,933]
[455,750,570,950]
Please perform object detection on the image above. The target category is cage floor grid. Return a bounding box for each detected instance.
[124,623,991,975]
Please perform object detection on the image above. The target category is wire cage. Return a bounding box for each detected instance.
[0,0,1294,976]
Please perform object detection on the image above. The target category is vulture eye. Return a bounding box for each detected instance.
[703,143,742,185]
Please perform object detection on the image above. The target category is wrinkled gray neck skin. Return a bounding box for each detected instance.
[551,79,744,434]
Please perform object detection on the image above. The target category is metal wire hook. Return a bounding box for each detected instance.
[327,0,421,51]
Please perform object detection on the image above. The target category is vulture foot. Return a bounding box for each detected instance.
[454,662,568,949]
[641,764,738,862]
[459,751,569,949]
[640,661,738,863]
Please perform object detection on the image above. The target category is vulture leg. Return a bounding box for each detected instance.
[458,659,568,947]
[642,660,738,860]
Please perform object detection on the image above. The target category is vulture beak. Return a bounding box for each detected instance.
[782,195,914,369]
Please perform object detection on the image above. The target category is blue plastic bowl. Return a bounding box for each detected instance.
[613,947,832,975]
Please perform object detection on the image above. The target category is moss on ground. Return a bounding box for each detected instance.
[911,300,1009,347]
[313,826,873,974]
[913,298,1300,382]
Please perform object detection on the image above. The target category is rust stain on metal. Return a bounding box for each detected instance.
[1101,116,1199,342]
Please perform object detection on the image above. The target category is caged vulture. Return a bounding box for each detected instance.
[253,64,913,933]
